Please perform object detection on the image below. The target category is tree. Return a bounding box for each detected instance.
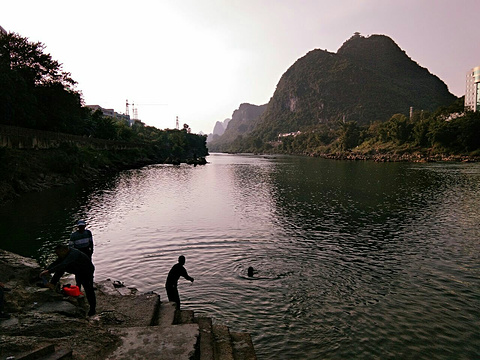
[338,121,360,150]
[378,114,412,144]
[90,110,117,140]
[449,112,480,152]
[412,118,431,147]
[0,32,83,130]
[0,32,75,88]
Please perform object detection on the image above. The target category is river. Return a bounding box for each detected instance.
[1,153,479,359]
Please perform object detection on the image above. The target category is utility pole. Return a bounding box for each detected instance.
[176,116,179,130]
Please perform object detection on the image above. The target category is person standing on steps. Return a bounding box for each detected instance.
[40,245,97,317]
[69,220,94,258]
[165,255,194,309]
[69,220,94,290]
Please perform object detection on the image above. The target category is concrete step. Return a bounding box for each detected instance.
[106,324,199,360]
[94,283,257,360]
[212,324,234,360]
[96,291,160,327]
[196,317,214,360]
[231,332,257,360]
[155,301,177,327]
[95,279,161,327]
[174,309,194,324]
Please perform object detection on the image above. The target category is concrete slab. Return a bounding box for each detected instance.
[105,324,199,360]
[197,317,214,360]
[213,324,234,360]
[96,292,160,327]
[175,309,194,324]
[157,301,176,328]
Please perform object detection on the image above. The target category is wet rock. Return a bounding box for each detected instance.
[36,300,84,317]
[0,316,20,330]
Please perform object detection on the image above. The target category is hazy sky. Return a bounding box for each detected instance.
[3,1,479,133]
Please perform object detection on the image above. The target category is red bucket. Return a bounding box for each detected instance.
[63,285,81,297]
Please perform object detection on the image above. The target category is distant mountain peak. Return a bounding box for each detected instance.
[338,33,399,53]
[209,33,456,151]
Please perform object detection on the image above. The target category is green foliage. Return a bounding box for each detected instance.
[338,121,361,150]
[217,97,480,157]
[427,111,480,152]
[376,114,412,144]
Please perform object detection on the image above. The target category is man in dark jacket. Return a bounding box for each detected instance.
[69,220,94,258]
[165,255,194,309]
[68,220,94,291]
[40,245,96,316]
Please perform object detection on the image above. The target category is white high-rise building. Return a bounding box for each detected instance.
[465,66,480,112]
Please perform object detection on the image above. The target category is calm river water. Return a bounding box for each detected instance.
[1,153,480,359]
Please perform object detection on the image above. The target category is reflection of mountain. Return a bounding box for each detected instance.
[268,157,445,241]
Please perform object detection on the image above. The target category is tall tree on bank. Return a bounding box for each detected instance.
[0,32,84,132]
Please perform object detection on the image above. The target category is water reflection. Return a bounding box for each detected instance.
[1,154,479,359]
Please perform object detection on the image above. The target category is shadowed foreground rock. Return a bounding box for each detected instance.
[0,250,257,360]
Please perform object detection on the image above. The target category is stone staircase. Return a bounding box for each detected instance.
[95,280,257,360]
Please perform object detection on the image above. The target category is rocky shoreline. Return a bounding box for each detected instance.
[0,249,256,360]
[317,152,479,163]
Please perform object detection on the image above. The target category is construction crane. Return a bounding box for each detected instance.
[125,99,168,121]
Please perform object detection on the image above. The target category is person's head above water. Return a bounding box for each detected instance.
[178,255,186,265]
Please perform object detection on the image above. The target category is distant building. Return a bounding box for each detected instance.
[465,66,480,112]
[86,105,132,125]
[86,105,115,118]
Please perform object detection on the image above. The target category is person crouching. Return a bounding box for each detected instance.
[40,244,96,316]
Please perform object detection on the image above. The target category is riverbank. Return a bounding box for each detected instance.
[0,249,256,359]
[317,151,480,162]
[0,146,206,204]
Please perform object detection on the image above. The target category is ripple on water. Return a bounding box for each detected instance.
[2,155,480,360]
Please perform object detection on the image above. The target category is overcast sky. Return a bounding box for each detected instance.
[3,1,479,134]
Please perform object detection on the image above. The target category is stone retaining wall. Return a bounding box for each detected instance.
[0,124,140,150]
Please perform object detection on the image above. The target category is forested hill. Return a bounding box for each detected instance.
[249,33,456,143]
